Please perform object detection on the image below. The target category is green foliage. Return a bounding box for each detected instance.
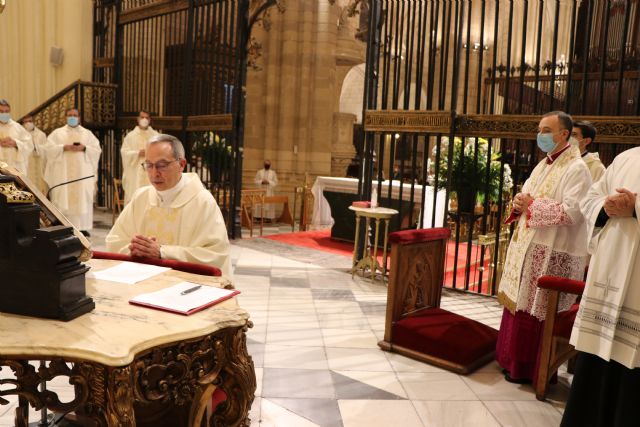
[431,137,513,203]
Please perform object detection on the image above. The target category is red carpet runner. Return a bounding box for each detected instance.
[263,229,492,294]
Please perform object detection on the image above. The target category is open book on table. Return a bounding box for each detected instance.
[129,281,240,315]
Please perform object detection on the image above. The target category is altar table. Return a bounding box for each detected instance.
[0,259,256,427]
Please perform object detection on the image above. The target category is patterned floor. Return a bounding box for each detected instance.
[0,210,572,426]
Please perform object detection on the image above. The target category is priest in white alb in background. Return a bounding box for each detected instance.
[22,115,49,194]
[572,120,606,183]
[254,159,278,220]
[0,99,33,174]
[561,146,640,426]
[121,110,159,204]
[106,134,232,278]
[44,108,102,234]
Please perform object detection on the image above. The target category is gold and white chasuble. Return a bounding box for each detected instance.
[105,173,232,279]
[572,147,640,368]
[27,126,49,194]
[583,152,606,184]
[43,125,102,231]
[498,146,591,319]
[120,125,159,204]
[0,119,33,174]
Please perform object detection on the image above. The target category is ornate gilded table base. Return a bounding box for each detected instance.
[0,324,256,427]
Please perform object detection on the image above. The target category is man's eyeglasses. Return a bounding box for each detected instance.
[141,159,178,171]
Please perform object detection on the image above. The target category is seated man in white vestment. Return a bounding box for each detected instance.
[561,146,640,426]
[254,159,278,220]
[121,110,159,204]
[0,99,33,174]
[106,134,232,278]
[22,114,49,194]
[44,108,102,233]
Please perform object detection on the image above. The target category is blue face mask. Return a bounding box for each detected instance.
[536,132,557,153]
[67,116,79,127]
[0,113,11,123]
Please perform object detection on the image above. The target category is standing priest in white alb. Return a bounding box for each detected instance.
[44,108,102,234]
[22,114,49,194]
[561,147,640,426]
[120,110,159,204]
[254,159,278,220]
[106,134,232,278]
[0,99,33,174]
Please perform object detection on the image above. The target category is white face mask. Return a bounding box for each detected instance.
[23,122,35,131]
[138,118,150,128]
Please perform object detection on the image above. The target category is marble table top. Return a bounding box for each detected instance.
[348,205,399,218]
[0,259,249,366]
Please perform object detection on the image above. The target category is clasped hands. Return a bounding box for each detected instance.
[512,192,534,214]
[0,137,17,148]
[604,188,637,218]
[64,143,86,152]
[129,234,161,258]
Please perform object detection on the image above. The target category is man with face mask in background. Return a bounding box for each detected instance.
[254,159,278,221]
[21,115,49,194]
[495,111,592,384]
[44,108,102,235]
[120,110,159,204]
[0,99,33,174]
[572,120,605,183]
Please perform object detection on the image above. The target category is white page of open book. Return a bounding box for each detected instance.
[87,261,171,285]
[130,281,237,313]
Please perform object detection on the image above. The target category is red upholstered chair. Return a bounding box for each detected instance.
[378,228,499,374]
[91,251,222,276]
[535,275,585,401]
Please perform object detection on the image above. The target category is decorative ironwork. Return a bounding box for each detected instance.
[364,110,453,133]
[82,84,117,128]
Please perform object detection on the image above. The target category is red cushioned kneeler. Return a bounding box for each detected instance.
[378,228,498,374]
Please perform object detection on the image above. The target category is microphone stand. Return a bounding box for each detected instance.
[46,175,95,199]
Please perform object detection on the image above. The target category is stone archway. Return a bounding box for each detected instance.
[332,63,365,177]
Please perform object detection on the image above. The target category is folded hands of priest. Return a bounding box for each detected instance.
[604,188,637,217]
[129,234,161,258]
[0,137,16,147]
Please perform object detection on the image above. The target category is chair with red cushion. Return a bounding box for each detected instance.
[91,251,222,277]
[378,228,498,374]
[535,275,585,401]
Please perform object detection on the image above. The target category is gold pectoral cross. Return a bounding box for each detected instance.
[593,278,619,298]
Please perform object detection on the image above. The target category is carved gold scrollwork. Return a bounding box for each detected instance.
[364,110,453,133]
[0,180,35,204]
[211,322,257,427]
[0,359,90,416]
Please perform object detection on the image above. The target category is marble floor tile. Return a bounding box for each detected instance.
[264,345,329,370]
[266,327,325,347]
[384,352,450,374]
[413,401,500,427]
[255,367,264,397]
[261,368,335,399]
[461,372,538,401]
[396,372,478,401]
[248,397,261,427]
[357,301,388,316]
[325,347,394,372]
[311,289,356,301]
[321,328,380,349]
[332,370,407,399]
[259,398,321,427]
[338,400,424,427]
[247,339,265,368]
[268,398,344,427]
[483,401,563,427]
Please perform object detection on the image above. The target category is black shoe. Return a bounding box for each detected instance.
[504,373,532,384]
[81,230,91,237]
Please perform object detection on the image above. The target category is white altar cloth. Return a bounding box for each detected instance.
[311,176,446,229]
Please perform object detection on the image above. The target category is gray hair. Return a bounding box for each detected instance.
[148,134,186,160]
[0,99,10,108]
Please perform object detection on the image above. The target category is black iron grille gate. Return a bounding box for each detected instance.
[359,0,640,295]
[93,0,250,238]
